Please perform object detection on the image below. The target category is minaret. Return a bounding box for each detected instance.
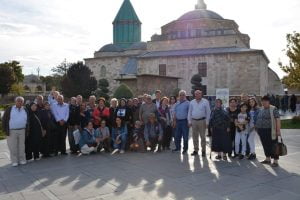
[113,0,141,48]
[195,0,207,9]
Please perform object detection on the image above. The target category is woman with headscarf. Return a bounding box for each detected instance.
[209,99,231,160]
[25,102,43,161]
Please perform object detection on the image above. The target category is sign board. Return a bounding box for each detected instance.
[216,88,230,108]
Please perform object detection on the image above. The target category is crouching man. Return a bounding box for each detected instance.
[144,113,163,152]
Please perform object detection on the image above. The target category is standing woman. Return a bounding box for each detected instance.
[256,95,281,167]
[290,94,297,113]
[247,98,259,160]
[226,98,239,157]
[79,102,91,130]
[158,97,172,150]
[169,96,177,140]
[109,98,118,129]
[93,98,110,129]
[209,99,231,160]
[115,98,133,148]
[111,117,128,154]
[26,102,43,161]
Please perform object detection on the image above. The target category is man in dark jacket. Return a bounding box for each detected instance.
[2,96,29,167]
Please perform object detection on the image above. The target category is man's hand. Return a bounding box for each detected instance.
[59,120,65,126]
[188,123,192,128]
[158,136,163,141]
[227,128,230,132]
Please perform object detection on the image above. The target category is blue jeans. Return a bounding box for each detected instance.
[113,134,127,150]
[175,119,189,151]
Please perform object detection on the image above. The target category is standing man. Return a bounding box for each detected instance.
[140,95,158,125]
[173,90,190,154]
[51,95,69,155]
[36,95,44,111]
[153,90,162,109]
[188,90,211,157]
[2,97,28,167]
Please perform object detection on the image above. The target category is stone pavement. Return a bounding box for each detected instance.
[0,130,299,200]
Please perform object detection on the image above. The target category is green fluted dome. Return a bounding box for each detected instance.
[113,0,141,48]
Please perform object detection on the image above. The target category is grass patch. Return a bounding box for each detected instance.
[281,117,300,129]
[0,121,6,140]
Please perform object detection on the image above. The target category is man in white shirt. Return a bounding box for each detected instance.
[51,95,69,155]
[2,97,28,167]
[188,90,211,157]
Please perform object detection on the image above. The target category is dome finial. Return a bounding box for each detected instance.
[195,0,207,10]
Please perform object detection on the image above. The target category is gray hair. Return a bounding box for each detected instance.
[15,96,24,102]
[179,90,187,96]
[57,95,64,100]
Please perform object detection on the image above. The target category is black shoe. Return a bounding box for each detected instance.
[202,151,206,157]
[239,155,244,160]
[182,150,187,155]
[61,152,68,155]
[215,155,222,160]
[248,153,256,160]
[172,149,180,153]
[261,160,271,165]
[191,151,198,156]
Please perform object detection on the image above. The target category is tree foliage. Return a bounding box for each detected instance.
[113,84,133,99]
[0,65,15,96]
[94,79,110,100]
[279,32,300,90]
[10,83,25,95]
[191,74,204,96]
[51,59,71,76]
[61,62,97,98]
[40,75,63,91]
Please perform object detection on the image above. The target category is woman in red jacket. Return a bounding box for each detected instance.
[92,98,110,128]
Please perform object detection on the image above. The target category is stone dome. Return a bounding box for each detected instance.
[178,9,223,21]
[127,42,147,50]
[98,44,123,52]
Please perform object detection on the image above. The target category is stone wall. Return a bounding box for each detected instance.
[268,68,284,95]
[147,35,249,52]
[138,52,270,96]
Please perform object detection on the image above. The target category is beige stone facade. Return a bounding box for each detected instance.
[84,0,283,97]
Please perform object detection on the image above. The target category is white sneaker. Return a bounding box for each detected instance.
[120,150,125,154]
[20,161,27,165]
[12,163,18,167]
[111,149,119,155]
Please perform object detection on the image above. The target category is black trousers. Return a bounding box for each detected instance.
[148,136,162,151]
[25,136,41,160]
[41,129,52,156]
[257,128,279,160]
[162,125,172,149]
[55,123,67,154]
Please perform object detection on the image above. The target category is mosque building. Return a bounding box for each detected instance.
[84,0,283,96]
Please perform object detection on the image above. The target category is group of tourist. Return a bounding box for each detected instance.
[2,89,282,168]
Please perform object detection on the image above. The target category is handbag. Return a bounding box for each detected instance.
[273,137,288,156]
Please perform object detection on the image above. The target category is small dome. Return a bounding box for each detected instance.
[98,44,123,52]
[178,9,223,21]
[127,42,147,50]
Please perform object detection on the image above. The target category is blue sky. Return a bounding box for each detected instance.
[0,0,299,78]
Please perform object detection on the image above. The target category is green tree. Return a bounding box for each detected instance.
[279,32,300,90]
[51,59,71,76]
[10,83,25,95]
[0,65,15,96]
[113,84,133,99]
[191,74,204,96]
[61,62,97,98]
[0,61,24,83]
[94,79,110,100]
[40,75,63,91]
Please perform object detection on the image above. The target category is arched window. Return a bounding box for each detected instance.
[36,85,43,92]
[24,85,30,92]
[100,66,106,78]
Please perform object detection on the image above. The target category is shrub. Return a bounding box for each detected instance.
[113,84,134,99]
